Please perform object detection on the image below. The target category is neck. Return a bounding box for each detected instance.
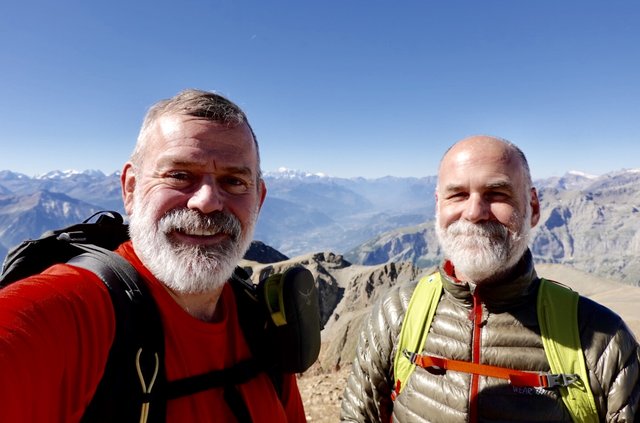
[165,285,226,322]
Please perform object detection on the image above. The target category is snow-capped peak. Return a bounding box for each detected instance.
[567,170,598,179]
[35,169,106,180]
[266,167,328,179]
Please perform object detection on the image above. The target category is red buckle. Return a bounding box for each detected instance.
[391,379,402,401]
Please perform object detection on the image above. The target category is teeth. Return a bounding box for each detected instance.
[180,228,219,236]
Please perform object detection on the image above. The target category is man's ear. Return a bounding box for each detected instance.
[257,178,267,211]
[121,163,136,215]
[530,187,541,227]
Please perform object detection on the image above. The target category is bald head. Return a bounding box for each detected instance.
[438,136,532,191]
[434,135,541,283]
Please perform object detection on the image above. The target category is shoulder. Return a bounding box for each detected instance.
[577,295,638,357]
[0,263,116,420]
[577,295,640,417]
[0,263,115,341]
[376,278,421,320]
[2,262,111,306]
[577,294,623,322]
[577,295,633,340]
[359,276,428,341]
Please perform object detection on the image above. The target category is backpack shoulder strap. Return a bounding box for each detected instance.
[71,247,167,423]
[229,267,285,397]
[537,278,599,423]
[392,272,443,398]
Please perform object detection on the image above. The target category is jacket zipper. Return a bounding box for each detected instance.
[469,293,483,423]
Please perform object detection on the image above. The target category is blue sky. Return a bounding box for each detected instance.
[1,0,638,179]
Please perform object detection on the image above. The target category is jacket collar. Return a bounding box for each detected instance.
[438,250,539,310]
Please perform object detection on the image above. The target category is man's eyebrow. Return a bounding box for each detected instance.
[441,180,513,192]
[156,157,204,169]
[155,158,254,176]
[485,180,514,190]
[222,166,255,177]
[442,183,465,193]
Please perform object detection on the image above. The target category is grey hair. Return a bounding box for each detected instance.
[131,89,261,178]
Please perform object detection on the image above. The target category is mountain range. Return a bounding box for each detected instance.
[1,167,639,286]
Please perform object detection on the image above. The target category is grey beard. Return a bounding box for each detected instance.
[435,213,530,283]
[129,204,256,295]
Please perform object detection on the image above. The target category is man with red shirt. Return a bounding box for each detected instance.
[0,89,306,422]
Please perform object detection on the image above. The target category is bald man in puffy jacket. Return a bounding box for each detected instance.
[341,136,640,422]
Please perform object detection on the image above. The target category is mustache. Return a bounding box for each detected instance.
[446,220,509,239]
[157,209,242,241]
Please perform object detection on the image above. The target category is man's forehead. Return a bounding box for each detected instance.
[438,154,524,191]
[156,114,234,136]
[441,140,520,171]
[440,174,514,191]
[157,114,184,134]
[446,143,515,166]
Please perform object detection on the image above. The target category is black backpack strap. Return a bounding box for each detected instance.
[165,359,262,399]
[166,359,260,423]
[230,268,285,398]
[223,385,253,423]
[69,247,167,423]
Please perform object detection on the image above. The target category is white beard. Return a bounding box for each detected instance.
[435,209,531,283]
[129,199,257,295]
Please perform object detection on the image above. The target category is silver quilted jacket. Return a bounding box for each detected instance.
[341,252,640,422]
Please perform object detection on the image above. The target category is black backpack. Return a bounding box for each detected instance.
[0,211,321,423]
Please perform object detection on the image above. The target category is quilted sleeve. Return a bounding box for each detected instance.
[340,281,416,422]
[579,297,640,422]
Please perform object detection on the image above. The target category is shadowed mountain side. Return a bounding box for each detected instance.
[244,240,289,264]
[532,174,640,286]
[0,191,103,250]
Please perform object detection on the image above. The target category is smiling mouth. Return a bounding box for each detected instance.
[168,230,233,250]
[175,228,224,237]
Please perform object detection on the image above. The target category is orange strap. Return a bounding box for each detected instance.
[404,350,579,389]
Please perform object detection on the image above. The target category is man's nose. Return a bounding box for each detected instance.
[463,194,490,223]
[187,176,224,214]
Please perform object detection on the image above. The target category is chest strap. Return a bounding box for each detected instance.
[403,350,580,388]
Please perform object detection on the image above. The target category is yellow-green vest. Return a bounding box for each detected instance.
[393,273,599,423]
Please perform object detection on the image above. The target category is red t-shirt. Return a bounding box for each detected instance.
[0,241,306,422]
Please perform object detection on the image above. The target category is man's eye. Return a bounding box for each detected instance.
[164,172,194,185]
[447,192,467,200]
[223,177,243,185]
[487,191,510,201]
[167,172,190,180]
[221,177,250,193]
